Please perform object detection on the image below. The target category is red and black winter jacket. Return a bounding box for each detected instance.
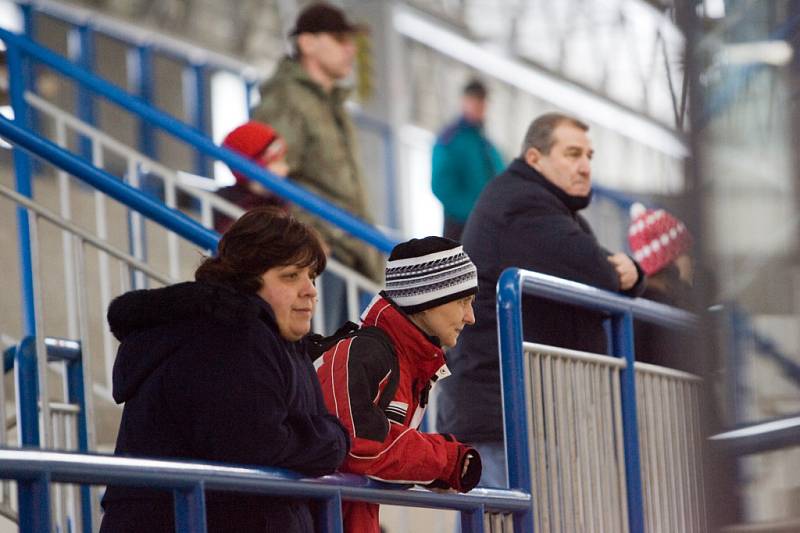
[315,295,480,533]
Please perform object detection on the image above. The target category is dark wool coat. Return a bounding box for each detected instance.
[99,281,349,533]
[436,158,646,443]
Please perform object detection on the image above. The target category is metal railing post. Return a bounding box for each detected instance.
[173,483,208,533]
[67,24,96,161]
[184,62,209,178]
[497,268,536,533]
[18,472,52,533]
[14,337,40,447]
[7,40,37,338]
[611,311,645,533]
[460,505,485,533]
[66,346,94,533]
[128,44,157,161]
[316,492,344,533]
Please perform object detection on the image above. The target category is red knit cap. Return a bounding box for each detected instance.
[628,203,692,276]
[221,121,287,185]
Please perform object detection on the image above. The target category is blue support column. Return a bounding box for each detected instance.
[128,45,157,160]
[183,63,209,177]
[173,483,207,533]
[316,492,344,533]
[497,268,536,533]
[66,347,93,533]
[611,311,645,533]
[126,45,155,272]
[19,3,40,146]
[67,24,97,161]
[460,506,485,533]
[18,472,51,533]
[7,42,37,338]
[15,337,40,447]
[245,79,257,118]
[727,305,746,425]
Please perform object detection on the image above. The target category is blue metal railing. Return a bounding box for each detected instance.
[0,103,535,533]
[13,0,400,228]
[0,28,396,255]
[3,337,93,533]
[0,449,531,533]
[496,268,698,533]
[709,414,800,456]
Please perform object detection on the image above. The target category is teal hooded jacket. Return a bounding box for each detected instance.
[431,117,505,223]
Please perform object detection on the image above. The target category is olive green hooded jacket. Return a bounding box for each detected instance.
[253,57,384,283]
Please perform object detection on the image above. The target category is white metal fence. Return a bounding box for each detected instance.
[523,342,706,533]
[524,342,629,533]
[636,362,707,533]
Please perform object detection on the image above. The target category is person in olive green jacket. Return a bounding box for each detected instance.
[432,79,505,241]
[252,3,383,287]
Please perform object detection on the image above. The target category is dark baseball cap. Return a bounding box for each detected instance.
[289,3,364,36]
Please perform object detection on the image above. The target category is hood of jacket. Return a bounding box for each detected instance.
[107,281,275,404]
[360,294,449,383]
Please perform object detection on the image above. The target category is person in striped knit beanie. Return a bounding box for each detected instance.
[628,202,696,370]
[315,236,482,533]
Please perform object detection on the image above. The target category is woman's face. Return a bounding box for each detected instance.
[413,295,476,348]
[257,264,318,341]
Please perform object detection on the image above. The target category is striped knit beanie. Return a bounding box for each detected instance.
[628,203,693,276]
[385,237,478,314]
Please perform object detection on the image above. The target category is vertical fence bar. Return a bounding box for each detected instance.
[18,472,52,533]
[173,483,207,533]
[184,63,210,178]
[15,337,39,446]
[55,124,81,343]
[29,213,53,449]
[67,24,96,161]
[244,79,257,118]
[611,311,644,533]
[7,41,37,339]
[128,44,157,161]
[316,493,344,533]
[67,346,94,533]
[727,306,746,425]
[461,505,485,533]
[496,268,535,533]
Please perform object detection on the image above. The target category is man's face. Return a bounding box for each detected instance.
[300,31,356,81]
[462,95,487,124]
[526,123,593,197]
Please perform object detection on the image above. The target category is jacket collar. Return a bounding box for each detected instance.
[276,56,351,104]
[360,295,449,382]
[508,158,592,212]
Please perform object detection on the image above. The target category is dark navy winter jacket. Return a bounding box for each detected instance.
[99,281,349,533]
[436,159,645,443]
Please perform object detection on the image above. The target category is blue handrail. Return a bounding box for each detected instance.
[0,28,397,254]
[0,114,219,252]
[0,448,531,533]
[496,268,700,533]
[709,414,800,456]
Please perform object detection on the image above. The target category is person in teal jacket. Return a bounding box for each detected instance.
[431,79,505,241]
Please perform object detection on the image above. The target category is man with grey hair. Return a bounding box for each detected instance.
[436,112,646,487]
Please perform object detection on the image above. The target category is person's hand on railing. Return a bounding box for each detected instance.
[425,444,482,494]
[608,252,639,291]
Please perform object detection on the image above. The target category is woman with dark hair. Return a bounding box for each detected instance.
[99,207,349,533]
